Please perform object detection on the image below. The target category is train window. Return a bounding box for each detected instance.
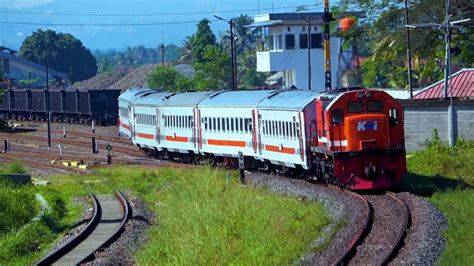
[348,102,363,113]
[249,119,253,132]
[332,108,343,125]
[279,121,283,137]
[389,108,399,126]
[285,122,289,138]
[240,118,243,133]
[296,122,300,137]
[225,118,229,132]
[368,101,383,112]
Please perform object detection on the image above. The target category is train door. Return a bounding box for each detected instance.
[156,107,161,144]
[257,110,262,155]
[251,109,257,154]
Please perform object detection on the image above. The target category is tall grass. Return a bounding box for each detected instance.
[404,129,474,265]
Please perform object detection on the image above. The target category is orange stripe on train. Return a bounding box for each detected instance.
[165,135,189,142]
[207,139,246,147]
[265,145,296,154]
[137,133,154,139]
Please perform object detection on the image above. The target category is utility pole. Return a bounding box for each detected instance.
[307,19,312,91]
[160,43,165,66]
[323,0,332,90]
[214,15,237,90]
[44,36,51,148]
[404,0,414,99]
[405,0,470,152]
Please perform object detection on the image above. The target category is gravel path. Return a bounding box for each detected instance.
[245,172,368,264]
[389,192,448,265]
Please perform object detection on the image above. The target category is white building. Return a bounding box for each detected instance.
[247,12,349,91]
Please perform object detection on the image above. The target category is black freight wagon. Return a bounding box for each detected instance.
[78,89,120,125]
[0,89,13,119]
[30,89,47,121]
[12,89,31,120]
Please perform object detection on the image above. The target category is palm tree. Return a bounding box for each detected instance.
[178,35,195,64]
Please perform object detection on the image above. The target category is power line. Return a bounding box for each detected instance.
[0,19,217,27]
[0,4,322,17]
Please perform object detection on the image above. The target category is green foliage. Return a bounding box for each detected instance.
[93,44,181,73]
[0,161,28,175]
[0,180,37,235]
[20,29,97,82]
[402,133,474,265]
[194,45,231,90]
[147,65,195,92]
[147,65,180,91]
[344,0,473,88]
[192,19,217,64]
[89,166,330,264]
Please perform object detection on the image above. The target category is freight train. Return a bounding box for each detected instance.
[0,88,120,125]
[119,87,407,190]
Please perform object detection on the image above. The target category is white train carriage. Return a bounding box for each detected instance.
[159,92,213,158]
[130,91,173,150]
[118,87,151,138]
[197,90,274,162]
[256,90,320,170]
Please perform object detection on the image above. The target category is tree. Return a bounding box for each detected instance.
[178,35,195,64]
[341,0,473,88]
[147,65,194,92]
[20,29,97,83]
[192,19,216,64]
[194,45,231,90]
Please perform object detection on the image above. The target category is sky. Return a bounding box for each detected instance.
[0,0,325,51]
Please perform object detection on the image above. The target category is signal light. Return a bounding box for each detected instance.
[365,92,372,98]
[357,92,364,99]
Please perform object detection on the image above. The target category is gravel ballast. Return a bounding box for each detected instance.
[389,192,448,265]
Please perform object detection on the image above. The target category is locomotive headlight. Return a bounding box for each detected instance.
[365,92,372,98]
[357,92,364,99]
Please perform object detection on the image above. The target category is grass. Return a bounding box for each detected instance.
[401,131,474,265]
[0,162,86,265]
[1,164,331,264]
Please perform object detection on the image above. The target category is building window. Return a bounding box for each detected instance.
[285,34,295,49]
[299,34,308,49]
[311,33,323,48]
[277,34,283,50]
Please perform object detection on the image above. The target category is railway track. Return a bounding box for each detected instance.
[334,192,410,265]
[36,191,130,266]
[35,127,133,146]
[0,152,90,175]
[0,132,142,157]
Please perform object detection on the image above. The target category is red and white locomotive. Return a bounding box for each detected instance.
[118,87,406,190]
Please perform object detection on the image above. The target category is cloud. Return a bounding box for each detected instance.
[16,31,23,36]
[0,0,53,9]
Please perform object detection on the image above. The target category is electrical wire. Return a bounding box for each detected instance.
[0,3,322,17]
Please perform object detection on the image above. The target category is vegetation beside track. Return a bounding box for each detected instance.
[0,162,86,265]
[402,131,474,265]
[12,165,331,264]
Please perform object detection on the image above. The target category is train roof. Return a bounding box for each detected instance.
[257,89,321,111]
[118,87,152,102]
[160,91,214,107]
[198,90,275,108]
[133,91,175,106]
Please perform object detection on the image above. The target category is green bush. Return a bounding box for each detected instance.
[0,180,37,235]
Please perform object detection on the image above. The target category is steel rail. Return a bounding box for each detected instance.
[332,190,373,266]
[379,192,410,264]
[36,194,100,266]
[76,190,131,264]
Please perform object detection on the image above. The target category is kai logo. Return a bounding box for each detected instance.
[357,121,378,131]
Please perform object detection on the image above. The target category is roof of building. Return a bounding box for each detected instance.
[414,68,474,99]
[0,51,68,80]
[199,90,274,108]
[373,88,411,100]
[257,89,321,110]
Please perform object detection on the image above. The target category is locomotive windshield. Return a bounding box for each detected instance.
[367,101,383,112]
[348,102,363,113]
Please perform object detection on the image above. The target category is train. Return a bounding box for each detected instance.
[119,87,407,190]
[0,88,120,125]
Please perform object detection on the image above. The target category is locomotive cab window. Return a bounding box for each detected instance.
[332,108,343,125]
[389,108,399,126]
[368,101,383,112]
[348,102,363,113]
